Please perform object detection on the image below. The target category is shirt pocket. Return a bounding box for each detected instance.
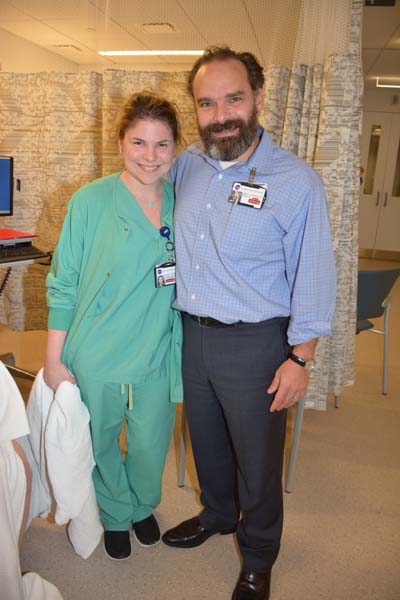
[218,203,285,261]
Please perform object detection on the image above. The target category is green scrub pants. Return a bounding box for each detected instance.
[78,376,175,531]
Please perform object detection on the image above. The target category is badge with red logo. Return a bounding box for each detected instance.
[228,181,267,209]
[154,262,176,287]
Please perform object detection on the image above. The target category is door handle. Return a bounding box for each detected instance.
[383,192,388,207]
[375,191,380,206]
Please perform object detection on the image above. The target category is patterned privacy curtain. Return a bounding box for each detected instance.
[0,72,102,330]
[260,0,363,408]
[0,0,362,409]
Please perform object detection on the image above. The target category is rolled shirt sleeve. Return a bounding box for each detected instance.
[282,177,336,346]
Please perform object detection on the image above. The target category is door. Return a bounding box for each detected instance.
[374,116,400,251]
[359,112,400,252]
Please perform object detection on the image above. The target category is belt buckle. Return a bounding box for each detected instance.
[197,316,208,327]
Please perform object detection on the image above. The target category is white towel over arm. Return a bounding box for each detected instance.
[45,380,103,558]
[27,369,102,559]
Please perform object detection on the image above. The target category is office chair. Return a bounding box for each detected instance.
[1,353,36,380]
[356,268,400,395]
[289,268,400,483]
[178,396,305,494]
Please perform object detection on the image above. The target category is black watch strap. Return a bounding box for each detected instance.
[288,351,316,371]
[288,351,307,367]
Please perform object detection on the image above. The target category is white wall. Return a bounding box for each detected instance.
[363,89,400,113]
[0,27,77,73]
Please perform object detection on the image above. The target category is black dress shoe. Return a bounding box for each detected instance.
[162,516,236,548]
[232,571,271,600]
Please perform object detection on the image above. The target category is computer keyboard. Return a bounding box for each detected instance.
[0,242,49,264]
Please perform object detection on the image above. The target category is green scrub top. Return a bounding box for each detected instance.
[74,177,175,382]
[47,173,182,393]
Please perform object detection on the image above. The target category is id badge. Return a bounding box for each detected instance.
[229,181,267,209]
[155,261,176,287]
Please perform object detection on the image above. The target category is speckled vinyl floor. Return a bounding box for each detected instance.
[5,259,400,600]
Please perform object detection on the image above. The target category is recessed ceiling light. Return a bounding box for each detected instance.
[376,77,400,89]
[97,50,204,57]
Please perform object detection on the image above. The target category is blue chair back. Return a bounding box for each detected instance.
[357,269,400,321]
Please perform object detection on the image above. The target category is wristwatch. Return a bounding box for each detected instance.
[288,351,316,372]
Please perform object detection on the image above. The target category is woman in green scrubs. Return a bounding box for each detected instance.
[44,92,183,561]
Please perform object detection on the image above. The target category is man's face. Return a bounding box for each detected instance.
[192,58,263,161]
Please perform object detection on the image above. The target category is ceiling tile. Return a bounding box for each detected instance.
[362,3,400,48]
[365,48,400,77]
[1,21,74,45]
[5,0,96,21]
[44,18,141,47]
[362,48,381,75]
[0,0,399,80]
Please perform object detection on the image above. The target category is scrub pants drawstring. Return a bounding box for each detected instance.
[120,383,133,410]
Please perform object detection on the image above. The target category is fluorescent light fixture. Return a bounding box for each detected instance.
[98,50,204,57]
[376,77,400,89]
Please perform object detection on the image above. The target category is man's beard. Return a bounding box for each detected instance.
[199,107,259,161]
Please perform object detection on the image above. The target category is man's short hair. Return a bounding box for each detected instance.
[187,46,265,96]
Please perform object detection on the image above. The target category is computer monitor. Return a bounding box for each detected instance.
[0,156,13,216]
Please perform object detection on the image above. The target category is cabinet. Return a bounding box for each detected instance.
[359,111,400,252]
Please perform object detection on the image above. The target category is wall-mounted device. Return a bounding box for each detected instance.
[0,156,13,216]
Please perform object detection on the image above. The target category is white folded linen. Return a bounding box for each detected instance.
[27,369,102,559]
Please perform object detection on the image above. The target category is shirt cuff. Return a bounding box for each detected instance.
[48,308,74,331]
[287,320,333,346]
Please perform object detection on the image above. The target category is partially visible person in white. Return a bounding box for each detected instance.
[0,361,64,600]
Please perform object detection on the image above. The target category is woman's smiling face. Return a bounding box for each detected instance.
[119,118,176,187]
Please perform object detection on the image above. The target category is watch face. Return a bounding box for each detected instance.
[288,352,316,371]
[304,359,316,372]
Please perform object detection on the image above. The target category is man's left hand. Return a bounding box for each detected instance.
[267,359,310,412]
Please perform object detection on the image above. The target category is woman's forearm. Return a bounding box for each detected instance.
[44,329,76,390]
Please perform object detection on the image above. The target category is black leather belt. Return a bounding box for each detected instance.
[187,313,242,328]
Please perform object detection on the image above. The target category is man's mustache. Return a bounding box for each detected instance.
[202,119,243,135]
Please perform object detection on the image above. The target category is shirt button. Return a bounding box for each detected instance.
[123,227,128,232]
[195,264,200,271]
[191,293,196,300]
[200,234,205,240]
[206,203,212,209]
[218,174,223,180]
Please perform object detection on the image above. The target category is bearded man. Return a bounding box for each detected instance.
[162,46,336,600]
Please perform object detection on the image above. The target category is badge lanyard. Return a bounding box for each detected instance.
[249,167,256,184]
[159,226,175,262]
[154,226,176,287]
